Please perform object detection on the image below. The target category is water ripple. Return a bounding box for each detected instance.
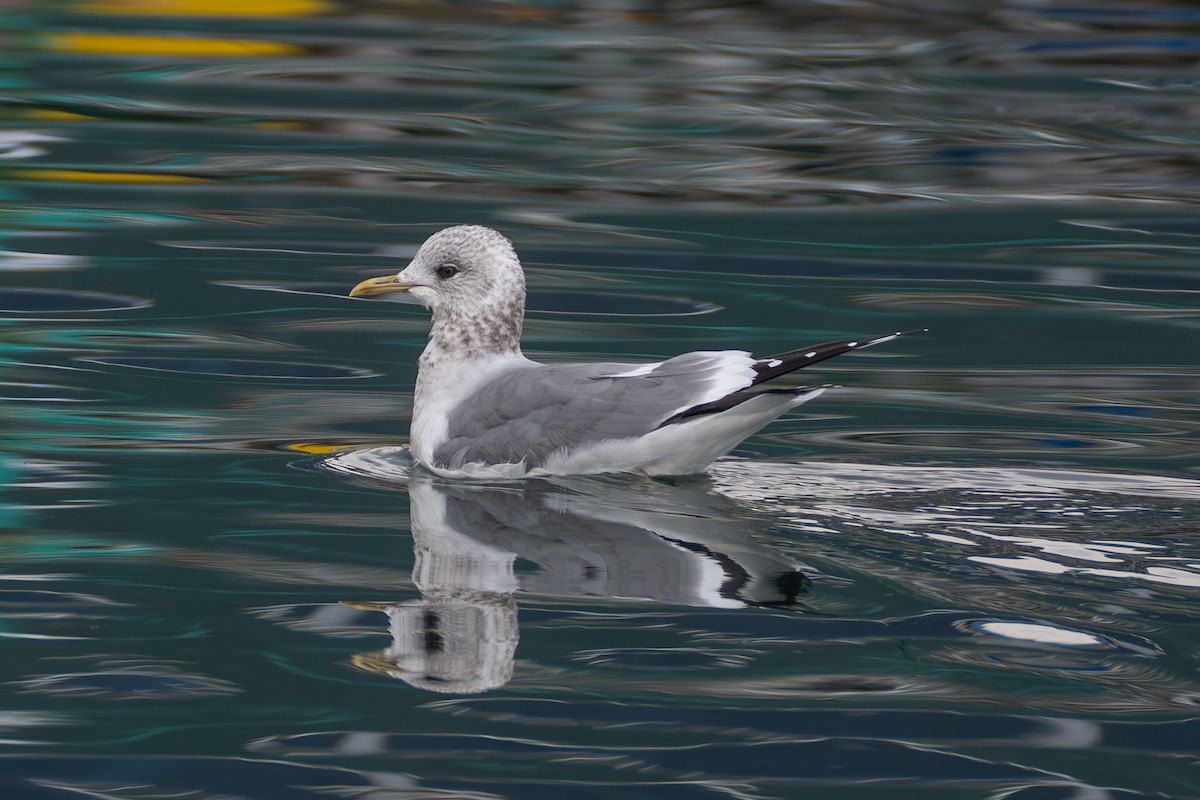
[0,288,150,314]
[16,661,239,700]
[79,356,378,379]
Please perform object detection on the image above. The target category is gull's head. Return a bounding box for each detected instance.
[349,225,525,318]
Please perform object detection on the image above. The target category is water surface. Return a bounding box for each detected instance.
[2,1,1199,798]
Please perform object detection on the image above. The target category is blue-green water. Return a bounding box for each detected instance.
[2,1,1199,798]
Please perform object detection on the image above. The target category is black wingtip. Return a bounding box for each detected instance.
[654,330,923,429]
[750,327,924,385]
[854,328,928,350]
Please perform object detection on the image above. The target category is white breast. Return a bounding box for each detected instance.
[409,353,531,469]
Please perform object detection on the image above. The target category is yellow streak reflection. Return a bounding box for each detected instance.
[47,32,301,56]
[25,110,98,122]
[82,0,331,15]
[14,170,208,184]
[285,442,355,455]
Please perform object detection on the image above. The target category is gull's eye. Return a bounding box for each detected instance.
[436,264,459,280]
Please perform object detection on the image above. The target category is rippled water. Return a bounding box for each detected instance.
[2,0,1199,798]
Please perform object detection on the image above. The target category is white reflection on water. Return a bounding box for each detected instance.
[711,459,1200,588]
[709,459,1200,501]
[973,621,1106,648]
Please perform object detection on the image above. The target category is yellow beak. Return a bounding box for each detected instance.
[349,274,415,298]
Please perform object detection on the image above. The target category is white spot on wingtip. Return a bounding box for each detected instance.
[805,351,817,358]
[766,359,782,367]
[847,341,858,348]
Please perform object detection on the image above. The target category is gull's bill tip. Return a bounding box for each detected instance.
[349,274,414,298]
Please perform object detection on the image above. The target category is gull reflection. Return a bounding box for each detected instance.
[349,474,806,694]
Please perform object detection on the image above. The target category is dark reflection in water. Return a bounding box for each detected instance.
[7,0,1200,220]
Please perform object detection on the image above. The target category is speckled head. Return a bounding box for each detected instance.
[395,226,525,318]
[348,225,528,355]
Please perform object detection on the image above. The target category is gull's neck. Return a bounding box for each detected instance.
[421,299,524,370]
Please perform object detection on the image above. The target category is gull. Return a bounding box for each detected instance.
[349,225,918,479]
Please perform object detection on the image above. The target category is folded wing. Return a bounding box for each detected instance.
[433,330,919,470]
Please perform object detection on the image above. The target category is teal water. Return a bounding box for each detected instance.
[2,1,1199,798]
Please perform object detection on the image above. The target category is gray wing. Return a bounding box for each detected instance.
[433,352,756,470]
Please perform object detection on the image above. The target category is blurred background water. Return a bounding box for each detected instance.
[1,0,1199,797]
